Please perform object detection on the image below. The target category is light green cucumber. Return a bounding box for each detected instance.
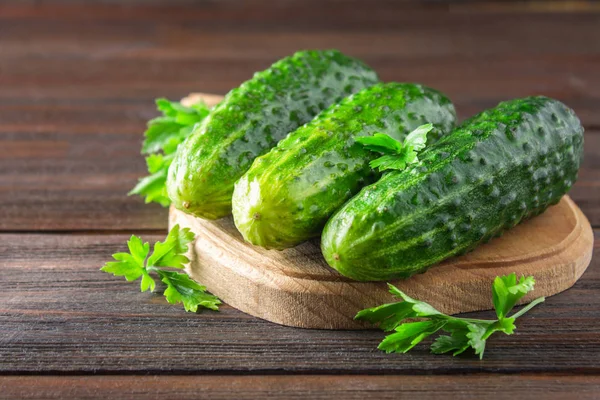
[167,49,379,219]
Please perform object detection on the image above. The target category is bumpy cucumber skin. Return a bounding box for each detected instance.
[167,50,379,219]
[232,83,456,249]
[322,96,584,281]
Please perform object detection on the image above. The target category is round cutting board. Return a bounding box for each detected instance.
[170,196,593,329]
[170,93,594,329]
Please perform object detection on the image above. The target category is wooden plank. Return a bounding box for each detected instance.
[0,4,599,231]
[2,375,600,400]
[0,231,599,373]
[1,13,599,122]
[1,1,599,23]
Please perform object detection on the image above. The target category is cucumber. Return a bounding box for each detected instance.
[167,50,379,219]
[321,96,584,281]
[232,83,456,249]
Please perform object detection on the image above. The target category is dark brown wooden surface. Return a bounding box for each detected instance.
[0,1,599,398]
[2,375,600,400]
[2,232,600,374]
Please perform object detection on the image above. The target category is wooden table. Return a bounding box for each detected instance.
[1,1,599,398]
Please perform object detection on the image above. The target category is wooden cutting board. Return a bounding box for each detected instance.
[170,93,594,329]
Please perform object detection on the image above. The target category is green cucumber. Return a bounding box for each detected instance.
[322,96,584,281]
[167,50,379,219]
[232,83,456,249]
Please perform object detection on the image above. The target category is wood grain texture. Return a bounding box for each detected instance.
[2,375,600,400]
[170,196,593,329]
[1,230,599,374]
[1,2,600,231]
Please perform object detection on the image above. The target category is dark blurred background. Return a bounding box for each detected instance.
[1,0,599,231]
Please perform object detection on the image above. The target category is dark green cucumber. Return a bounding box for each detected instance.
[167,50,379,219]
[322,96,584,281]
[232,83,456,249]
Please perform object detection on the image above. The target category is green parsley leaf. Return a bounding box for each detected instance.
[101,225,220,312]
[128,165,171,207]
[146,153,171,174]
[356,274,544,359]
[147,224,195,269]
[355,283,443,332]
[465,323,488,357]
[355,301,416,332]
[431,329,470,356]
[379,320,447,354]
[157,270,221,312]
[155,98,209,126]
[355,133,403,154]
[387,283,443,317]
[142,99,209,154]
[142,117,186,155]
[131,98,210,206]
[492,273,536,319]
[403,123,431,152]
[100,235,149,282]
[355,123,434,172]
[369,155,408,172]
[140,271,156,293]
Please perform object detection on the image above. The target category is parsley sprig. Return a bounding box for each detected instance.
[129,99,210,206]
[101,224,221,312]
[356,273,544,359]
[356,123,433,172]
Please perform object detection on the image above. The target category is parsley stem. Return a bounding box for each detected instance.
[435,314,494,325]
[510,296,545,319]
